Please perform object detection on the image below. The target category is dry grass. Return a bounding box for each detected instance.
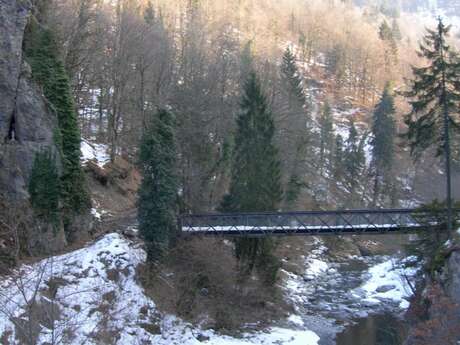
[13,299,62,345]
[138,236,292,333]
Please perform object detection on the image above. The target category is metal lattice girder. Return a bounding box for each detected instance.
[179,208,460,237]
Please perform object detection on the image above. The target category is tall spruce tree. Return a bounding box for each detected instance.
[281,47,307,107]
[392,19,402,41]
[221,72,282,285]
[319,101,334,175]
[326,43,347,87]
[29,150,61,227]
[138,109,178,261]
[370,84,396,206]
[240,41,254,85]
[333,134,344,181]
[379,20,398,75]
[404,18,460,231]
[344,120,365,205]
[379,20,394,41]
[24,20,90,233]
[279,46,311,207]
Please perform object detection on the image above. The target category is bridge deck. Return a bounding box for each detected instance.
[180,209,448,236]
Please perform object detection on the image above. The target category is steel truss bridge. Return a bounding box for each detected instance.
[180,209,457,237]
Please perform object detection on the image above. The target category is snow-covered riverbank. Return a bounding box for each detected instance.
[0,233,319,345]
[0,229,419,345]
[282,237,419,344]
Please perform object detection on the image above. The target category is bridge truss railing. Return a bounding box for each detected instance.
[180,209,451,236]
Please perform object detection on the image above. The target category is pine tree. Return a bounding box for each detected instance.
[24,20,90,232]
[370,84,396,206]
[379,20,398,74]
[326,44,347,87]
[404,19,460,157]
[285,175,302,205]
[221,72,282,285]
[138,109,178,261]
[240,41,254,86]
[319,101,334,175]
[379,20,394,41]
[344,120,365,205]
[392,19,402,41]
[404,18,460,231]
[281,47,306,107]
[333,134,344,180]
[279,46,311,206]
[29,150,61,227]
[144,1,155,24]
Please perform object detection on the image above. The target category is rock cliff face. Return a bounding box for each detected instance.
[405,246,460,344]
[0,0,61,200]
[447,250,460,305]
[0,0,66,254]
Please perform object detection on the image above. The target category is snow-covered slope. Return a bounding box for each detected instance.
[354,257,419,309]
[0,233,319,345]
[282,237,418,323]
[81,139,110,168]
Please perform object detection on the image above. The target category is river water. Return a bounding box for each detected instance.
[335,313,407,345]
[286,242,414,345]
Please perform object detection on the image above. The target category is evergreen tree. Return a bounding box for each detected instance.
[281,47,306,107]
[29,150,61,227]
[138,109,179,261]
[326,43,347,87]
[344,120,365,204]
[240,41,254,84]
[319,101,334,175]
[379,20,398,74]
[379,20,394,41]
[279,46,311,207]
[392,19,402,41]
[144,1,155,24]
[24,22,90,231]
[404,18,460,230]
[220,72,282,285]
[285,174,303,205]
[333,134,344,180]
[404,19,460,157]
[370,84,396,206]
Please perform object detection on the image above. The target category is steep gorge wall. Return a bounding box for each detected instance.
[0,0,66,254]
[0,0,61,199]
[446,249,460,307]
[404,244,460,344]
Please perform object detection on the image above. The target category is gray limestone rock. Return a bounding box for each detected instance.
[0,0,84,254]
[0,0,60,201]
[447,250,460,305]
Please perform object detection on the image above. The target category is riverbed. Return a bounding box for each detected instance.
[282,237,417,345]
[335,313,407,345]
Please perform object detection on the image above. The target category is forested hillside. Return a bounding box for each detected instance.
[1,0,460,344]
[45,0,460,212]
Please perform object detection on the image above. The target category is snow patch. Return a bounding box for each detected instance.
[356,257,418,308]
[159,318,319,345]
[0,233,320,345]
[91,207,102,220]
[288,314,304,326]
[306,258,328,276]
[81,139,110,168]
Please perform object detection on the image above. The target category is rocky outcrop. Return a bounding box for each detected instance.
[0,0,66,254]
[0,0,61,199]
[405,247,460,344]
[447,250,460,305]
[0,0,29,137]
